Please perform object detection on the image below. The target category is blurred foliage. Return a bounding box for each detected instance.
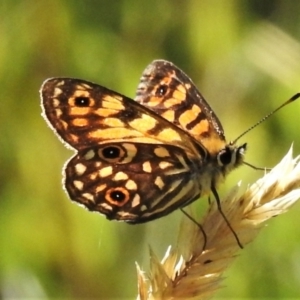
[1,0,300,299]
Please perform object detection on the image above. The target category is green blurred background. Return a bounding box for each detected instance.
[1,0,300,299]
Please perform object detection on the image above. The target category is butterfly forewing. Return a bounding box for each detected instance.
[41,78,198,152]
[135,60,226,151]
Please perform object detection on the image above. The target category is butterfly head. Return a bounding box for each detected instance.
[216,142,247,175]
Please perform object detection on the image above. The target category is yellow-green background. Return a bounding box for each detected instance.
[1,1,300,299]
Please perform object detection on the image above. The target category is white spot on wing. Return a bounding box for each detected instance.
[99,202,113,210]
[73,180,84,190]
[53,98,60,107]
[99,166,113,177]
[55,108,62,117]
[125,180,137,190]
[131,194,140,207]
[95,184,107,193]
[82,193,94,201]
[159,161,172,169]
[53,88,62,98]
[154,147,170,157]
[154,176,164,190]
[116,211,138,218]
[75,163,87,175]
[84,150,95,160]
[140,205,147,211]
[142,161,152,173]
[113,172,129,181]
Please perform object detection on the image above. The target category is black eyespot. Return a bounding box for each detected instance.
[106,187,130,205]
[75,97,90,107]
[110,190,126,202]
[102,146,121,159]
[219,148,232,165]
[156,84,168,96]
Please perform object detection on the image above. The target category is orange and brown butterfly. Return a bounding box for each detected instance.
[40,60,246,224]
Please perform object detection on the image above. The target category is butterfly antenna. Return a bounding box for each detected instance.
[232,93,300,144]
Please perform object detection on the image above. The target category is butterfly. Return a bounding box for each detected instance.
[40,60,246,226]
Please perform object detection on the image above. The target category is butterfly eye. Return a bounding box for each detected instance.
[105,187,130,205]
[74,97,91,107]
[156,84,168,96]
[218,147,232,166]
[99,145,124,162]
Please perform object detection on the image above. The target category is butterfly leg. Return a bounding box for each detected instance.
[211,186,243,249]
[180,208,207,251]
[207,196,211,205]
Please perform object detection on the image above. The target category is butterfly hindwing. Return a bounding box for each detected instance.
[64,142,200,222]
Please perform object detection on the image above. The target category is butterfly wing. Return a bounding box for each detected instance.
[40,62,245,225]
[135,60,226,152]
[40,77,210,222]
[41,78,201,155]
[65,142,201,222]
